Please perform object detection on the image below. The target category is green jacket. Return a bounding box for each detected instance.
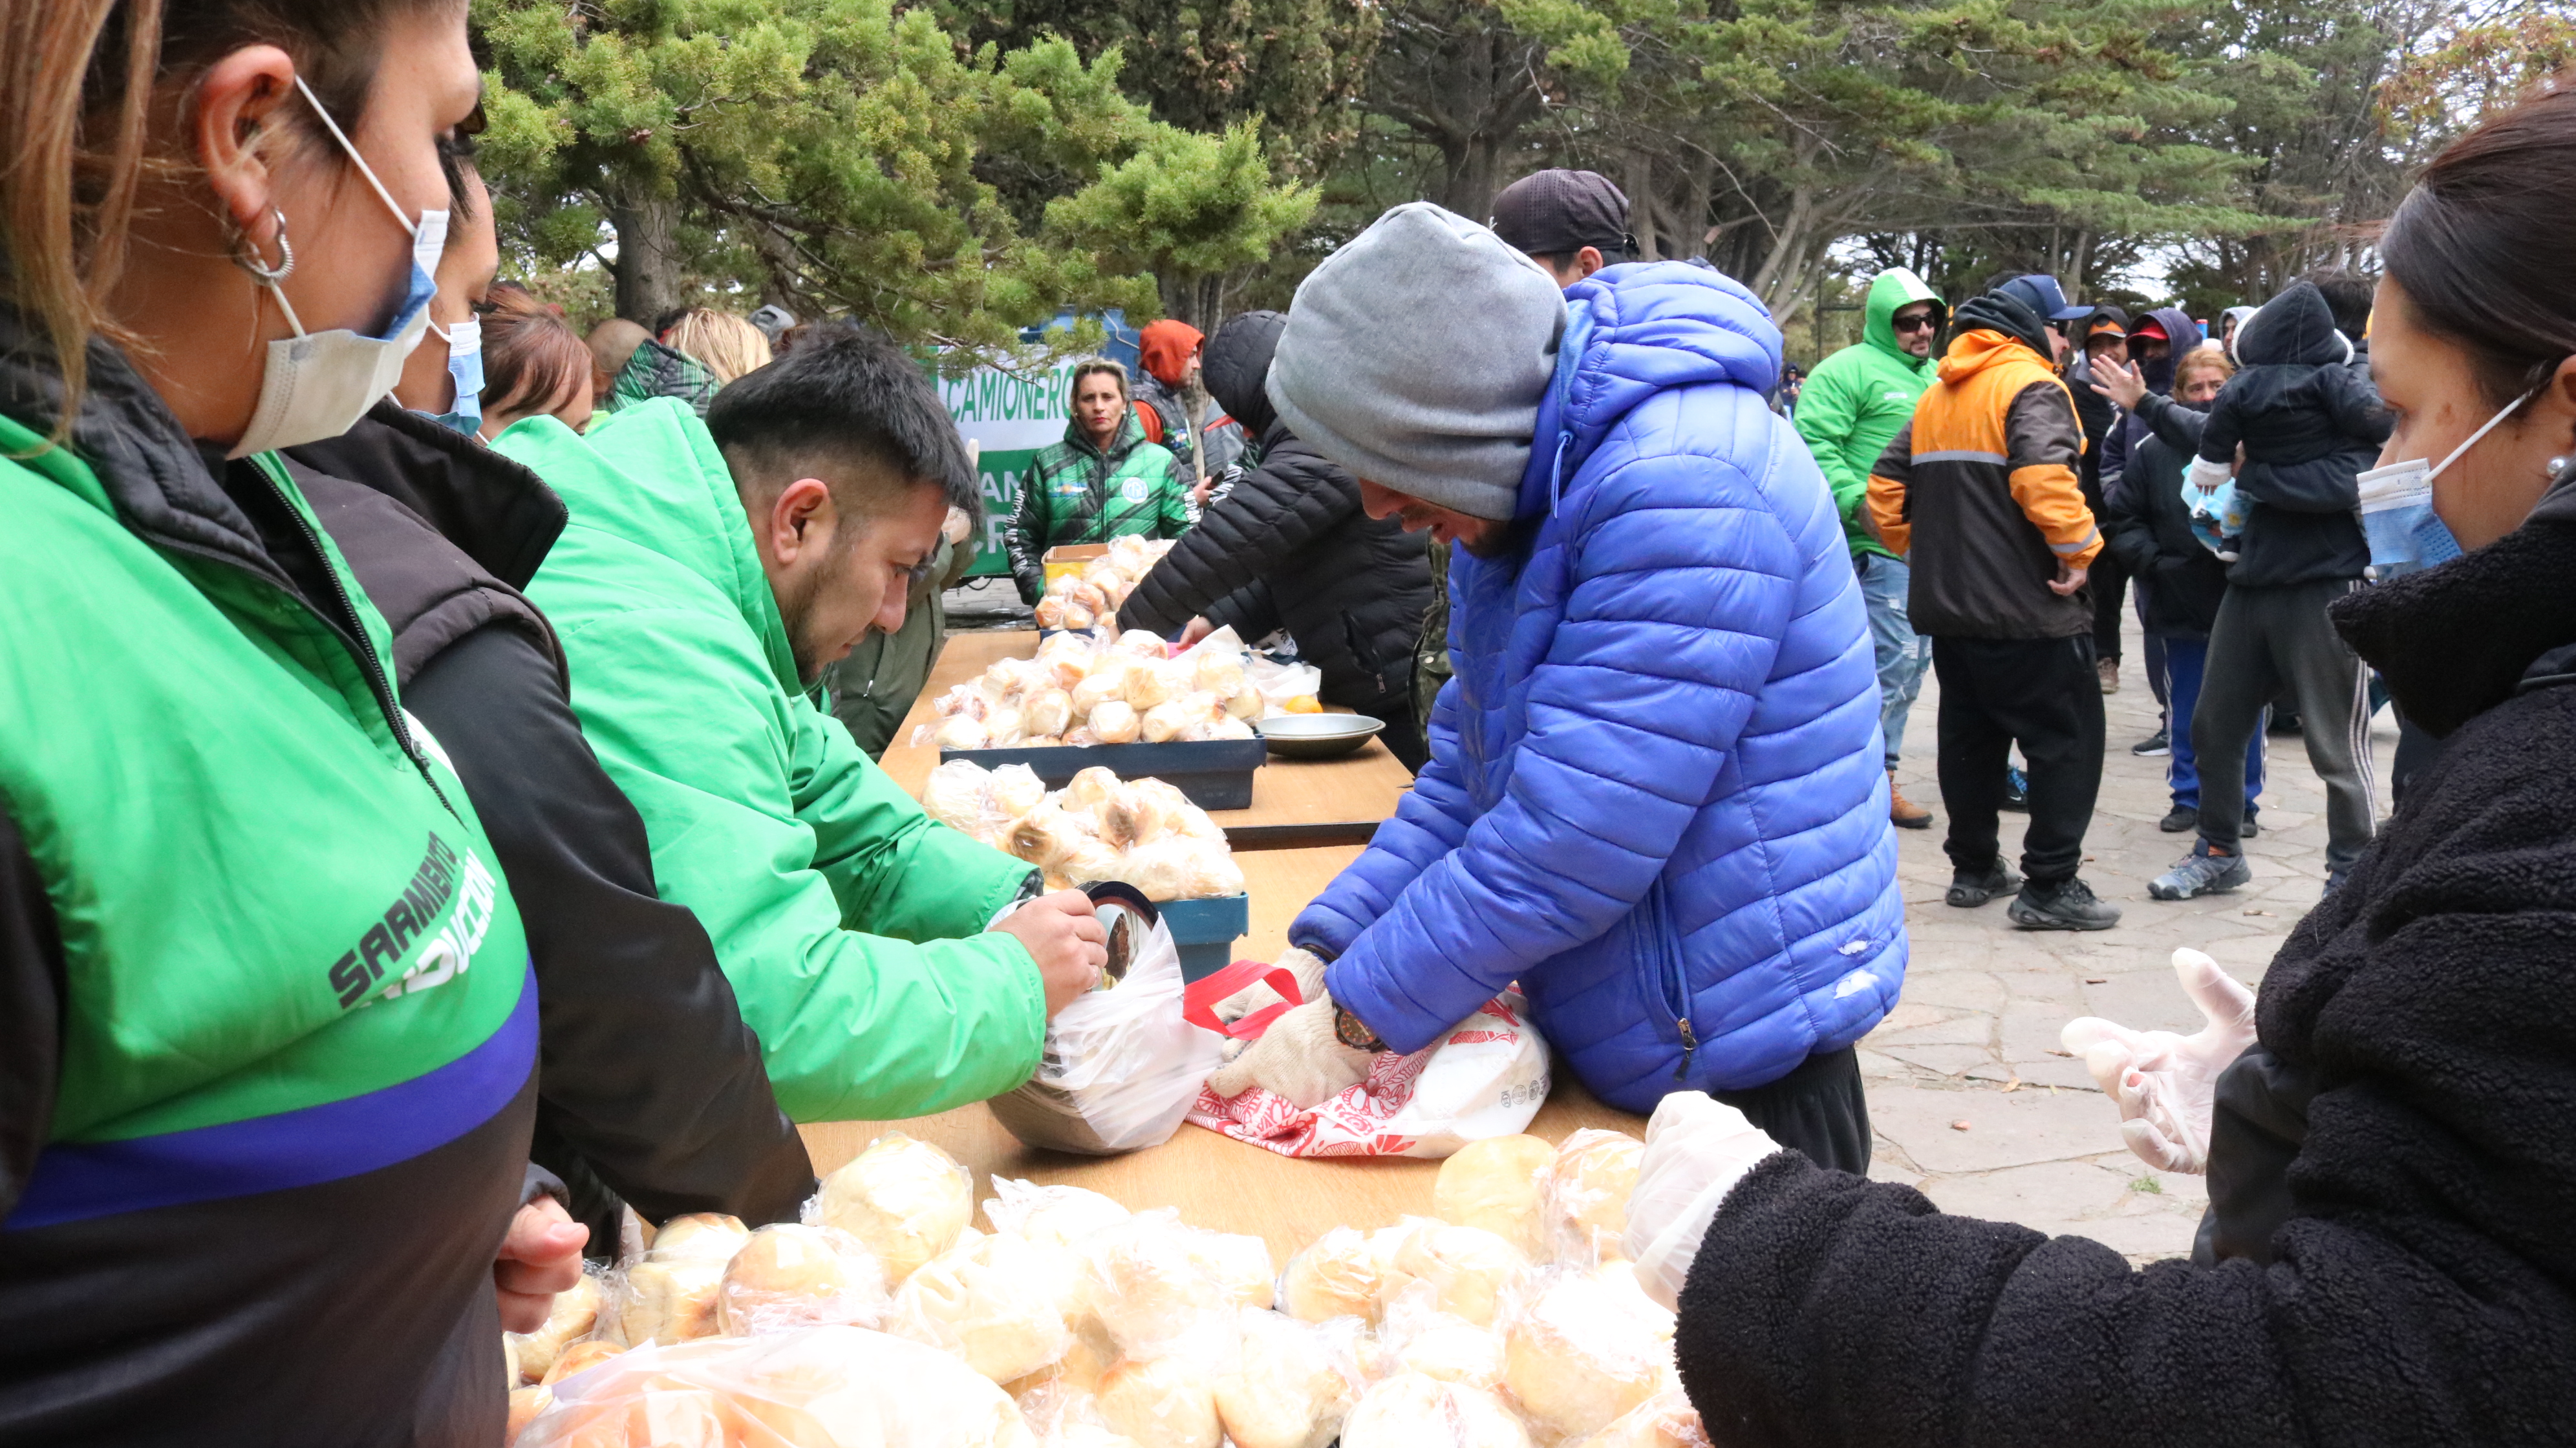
[1795,268,1945,559]
[500,400,1045,1123]
[608,339,721,418]
[1005,411,1192,602]
[822,531,974,758]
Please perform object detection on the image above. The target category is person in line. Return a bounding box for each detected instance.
[1867,273,2121,931]
[474,282,597,438]
[284,162,816,1251]
[663,305,774,387]
[392,122,502,433]
[497,330,1109,1123]
[1626,83,2576,1443]
[1115,310,1437,769]
[1488,167,1633,284]
[586,316,650,410]
[2150,279,2389,901]
[2098,345,2268,837]
[2216,303,2257,353]
[2067,306,2131,694]
[0,2,582,1438]
[1004,358,1194,604]
[2094,307,2206,756]
[1794,266,1949,831]
[1132,318,1203,485]
[1208,204,1904,1173]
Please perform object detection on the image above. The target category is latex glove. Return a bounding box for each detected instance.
[1622,1092,1785,1310]
[1210,946,1330,1025]
[2060,948,2257,1174]
[1205,994,1374,1108]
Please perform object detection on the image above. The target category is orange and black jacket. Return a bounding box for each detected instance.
[1865,293,2100,640]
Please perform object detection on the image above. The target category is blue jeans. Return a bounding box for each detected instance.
[1858,553,1930,767]
[2162,634,2264,812]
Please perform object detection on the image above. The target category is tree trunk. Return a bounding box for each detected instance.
[1625,150,1659,259]
[607,189,685,326]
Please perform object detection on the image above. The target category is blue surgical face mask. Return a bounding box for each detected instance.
[2357,385,2538,580]
[228,75,446,458]
[426,314,483,426]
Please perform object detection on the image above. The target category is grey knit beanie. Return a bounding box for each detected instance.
[1267,202,1567,520]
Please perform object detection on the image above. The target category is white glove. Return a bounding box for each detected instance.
[1622,1093,1785,1310]
[2059,948,2257,1175]
[1205,994,1375,1108]
[2185,454,2233,495]
[1210,946,1329,1025]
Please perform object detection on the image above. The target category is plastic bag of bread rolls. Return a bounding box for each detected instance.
[921,759,994,833]
[1079,1211,1247,1356]
[1342,1372,1531,1448]
[1095,1354,1222,1448]
[1278,1226,1385,1323]
[1116,836,1244,902]
[988,763,1049,819]
[1499,1270,1673,1440]
[1089,701,1141,744]
[1026,690,1077,740]
[1186,1231,1277,1312]
[938,715,994,751]
[1014,1379,1143,1448]
[1543,1129,1644,1264]
[648,1212,753,1262]
[541,1339,627,1385]
[614,1257,727,1347]
[514,1326,1037,1448]
[984,1178,1133,1248]
[508,1270,605,1382]
[717,1222,890,1336]
[506,1383,552,1442]
[1212,1308,1358,1448]
[1112,628,1169,658]
[1388,1220,1527,1327]
[892,1232,1073,1383]
[1071,665,1130,716]
[1566,1389,1708,1448]
[814,1133,974,1286]
[1139,699,1195,744]
[1435,1135,1556,1259]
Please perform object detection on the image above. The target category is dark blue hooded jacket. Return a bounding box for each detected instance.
[1289,262,1905,1109]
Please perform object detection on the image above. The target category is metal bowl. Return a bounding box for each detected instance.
[1257,712,1386,760]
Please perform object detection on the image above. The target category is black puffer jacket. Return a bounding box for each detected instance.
[1117,311,1433,716]
[1671,476,2576,1445]
[2102,396,2229,638]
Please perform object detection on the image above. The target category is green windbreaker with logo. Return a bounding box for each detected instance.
[500,399,1044,1124]
[1004,410,1193,602]
[1795,268,1947,560]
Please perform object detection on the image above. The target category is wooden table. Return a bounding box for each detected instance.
[879,630,1416,849]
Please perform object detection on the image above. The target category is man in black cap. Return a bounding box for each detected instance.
[1488,169,1635,286]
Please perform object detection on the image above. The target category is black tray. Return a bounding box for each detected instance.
[939,736,1267,810]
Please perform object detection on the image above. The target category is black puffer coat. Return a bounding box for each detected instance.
[1117,310,1433,732]
[1671,474,2576,1445]
[2101,395,2229,638]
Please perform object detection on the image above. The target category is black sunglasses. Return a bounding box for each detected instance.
[1891,312,1941,333]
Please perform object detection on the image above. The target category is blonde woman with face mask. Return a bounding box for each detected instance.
[0,1,581,1440]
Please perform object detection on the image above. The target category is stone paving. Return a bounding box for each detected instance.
[1861,613,2399,1261]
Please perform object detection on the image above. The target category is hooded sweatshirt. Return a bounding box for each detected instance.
[1794,268,1946,560]
[2193,281,2390,588]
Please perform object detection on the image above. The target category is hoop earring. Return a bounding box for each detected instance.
[228,208,294,284]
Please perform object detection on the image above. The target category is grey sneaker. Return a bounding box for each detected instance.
[2149,842,2253,900]
[1946,860,2022,908]
[2008,877,2122,930]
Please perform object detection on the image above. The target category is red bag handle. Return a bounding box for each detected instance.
[1182,959,1304,1041]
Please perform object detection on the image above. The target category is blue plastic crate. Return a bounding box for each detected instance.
[1156,893,1250,983]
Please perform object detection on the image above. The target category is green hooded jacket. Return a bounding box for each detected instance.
[1795,268,1946,560]
[1004,410,1192,602]
[500,399,1045,1123]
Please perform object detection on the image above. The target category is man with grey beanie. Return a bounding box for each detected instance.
[1208,203,1907,1169]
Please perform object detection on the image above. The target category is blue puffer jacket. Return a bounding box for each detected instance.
[1291,262,1907,1112]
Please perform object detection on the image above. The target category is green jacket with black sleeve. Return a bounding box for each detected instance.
[1005,412,1192,602]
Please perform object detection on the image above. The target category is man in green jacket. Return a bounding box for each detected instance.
[1795,267,1948,829]
[499,330,1106,1123]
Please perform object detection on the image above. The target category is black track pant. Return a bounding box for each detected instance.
[1932,634,2105,885]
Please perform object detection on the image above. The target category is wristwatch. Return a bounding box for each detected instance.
[1333,1003,1389,1053]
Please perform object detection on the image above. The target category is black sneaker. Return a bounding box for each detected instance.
[2148,841,2253,900]
[2242,813,2260,838]
[2008,877,2122,931]
[2158,805,2198,833]
[2131,729,2170,757]
[1945,860,2022,908]
[2000,765,2030,813]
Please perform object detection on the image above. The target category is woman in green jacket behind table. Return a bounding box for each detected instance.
[1006,358,1194,602]
[0,1,578,1442]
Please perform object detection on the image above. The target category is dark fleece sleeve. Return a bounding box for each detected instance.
[2135,392,2208,455]
[1118,447,1349,635]
[405,624,815,1228]
[0,807,63,1222]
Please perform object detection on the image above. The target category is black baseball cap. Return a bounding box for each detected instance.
[1490,170,1634,257]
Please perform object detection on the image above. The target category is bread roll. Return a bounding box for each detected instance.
[984,1180,1132,1248]
[939,716,993,751]
[1545,1130,1644,1263]
[1500,1272,1673,1440]
[1089,701,1141,745]
[1212,1310,1356,1448]
[1082,1212,1239,1356]
[1122,659,1185,710]
[1063,727,1104,748]
[1191,654,1247,698]
[1093,784,1171,851]
[1139,701,1194,744]
[1051,837,1126,890]
[1391,1222,1525,1328]
[1225,685,1263,721]
[1007,1315,1122,1400]
[1202,718,1256,741]
[986,659,1039,699]
[1280,1227,1381,1323]
[758,1327,1038,1448]
[939,683,994,720]
[1342,1372,1530,1448]
[892,1233,1072,1384]
[1435,1136,1554,1259]
[617,1258,726,1346]
[1006,801,1092,871]
[1025,690,1076,740]
[505,1384,552,1442]
[1096,1356,1221,1448]
[1187,1233,1276,1312]
[1071,667,1129,716]
[1113,628,1169,658]
[816,1133,974,1286]
[1061,599,1097,632]
[718,1223,882,1336]
[508,1271,605,1383]
[1567,1389,1708,1448]
[1394,1317,1507,1390]
[922,760,996,833]
[987,708,1029,747]
[1129,781,1218,840]
[541,1337,627,1385]
[649,1212,752,1262]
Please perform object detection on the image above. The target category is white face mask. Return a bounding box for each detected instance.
[228,75,448,459]
[2355,385,2538,580]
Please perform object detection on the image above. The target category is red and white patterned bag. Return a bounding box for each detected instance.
[1181,961,1551,1158]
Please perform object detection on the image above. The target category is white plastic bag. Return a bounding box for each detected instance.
[1244,654,1324,713]
[989,912,1223,1155]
